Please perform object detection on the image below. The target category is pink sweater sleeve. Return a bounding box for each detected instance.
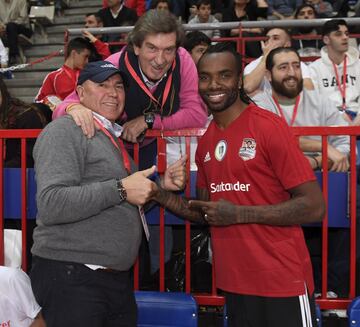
[152,47,207,130]
[52,52,123,120]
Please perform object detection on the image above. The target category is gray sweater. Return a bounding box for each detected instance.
[32,115,142,271]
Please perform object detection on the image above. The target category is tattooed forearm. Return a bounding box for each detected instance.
[212,181,325,226]
[154,188,206,224]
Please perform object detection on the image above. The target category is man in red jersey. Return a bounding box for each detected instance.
[152,42,325,327]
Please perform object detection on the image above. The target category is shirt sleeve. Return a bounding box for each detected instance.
[265,118,316,190]
[36,72,56,102]
[301,62,310,79]
[9,269,41,320]
[93,39,111,60]
[152,48,207,130]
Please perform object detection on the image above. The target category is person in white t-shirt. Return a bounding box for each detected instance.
[0,266,45,327]
[243,27,314,95]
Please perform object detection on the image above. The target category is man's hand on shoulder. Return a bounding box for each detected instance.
[67,104,96,138]
[121,116,148,143]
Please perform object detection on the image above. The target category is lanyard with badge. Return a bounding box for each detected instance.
[124,52,175,118]
[332,56,347,111]
[93,116,150,241]
[272,95,301,126]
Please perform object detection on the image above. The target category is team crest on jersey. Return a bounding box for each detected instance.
[239,138,256,161]
[215,140,227,161]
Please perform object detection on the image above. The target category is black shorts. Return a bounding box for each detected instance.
[223,289,318,327]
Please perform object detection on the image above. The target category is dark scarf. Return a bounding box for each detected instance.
[119,48,181,121]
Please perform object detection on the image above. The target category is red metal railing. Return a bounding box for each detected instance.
[0,127,358,311]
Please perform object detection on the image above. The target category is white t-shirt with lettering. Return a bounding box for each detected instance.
[0,267,41,327]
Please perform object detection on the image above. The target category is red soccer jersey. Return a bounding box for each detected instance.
[36,65,79,102]
[196,104,316,297]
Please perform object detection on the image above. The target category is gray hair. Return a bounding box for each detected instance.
[127,10,184,49]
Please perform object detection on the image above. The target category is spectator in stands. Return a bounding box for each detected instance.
[188,0,221,39]
[97,0,138,46]
[309,19,360,123]
[221,0,268,58]
[0,0,33,65]
[305,0,334,17]
[30,60,186,326]
[150,0,172,11]
[292,4,323,60]
[125,0,147,17]
[53,10,207,278]
[0,266,46,327]
[82,13,111,60]
[244,27,315,94]
[267,0,302,19]
[252,47,350,171]
[184,30,211,64]
[0,76,50,167]
[172,0,223,22]
[35,37,92,110]
[153,42,325,327]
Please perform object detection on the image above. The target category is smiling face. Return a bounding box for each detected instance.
[267,51,303,99]
[198,52,240,113]
[77,74,125,122]
[134,32,177,82]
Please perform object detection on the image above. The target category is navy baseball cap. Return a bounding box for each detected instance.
[77,61,128,86]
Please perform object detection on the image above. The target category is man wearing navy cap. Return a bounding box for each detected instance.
[30,61,186,327]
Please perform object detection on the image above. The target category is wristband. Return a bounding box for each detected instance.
[312,156,320,170]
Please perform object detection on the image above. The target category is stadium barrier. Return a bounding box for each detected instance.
[0,126,358,313]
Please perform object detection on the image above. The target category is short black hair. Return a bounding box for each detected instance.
[322,19,348,37]
[265,47,300,71]
[294,4,318,18]
[183,31,211,52]
[196,0,211,9]
[198,42,242,75]
[265,27,292,40]
[66,37,93,58]
[149,0,171,10]
[85,12,103,24]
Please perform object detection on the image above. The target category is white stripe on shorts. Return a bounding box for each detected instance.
[298,286,313,327]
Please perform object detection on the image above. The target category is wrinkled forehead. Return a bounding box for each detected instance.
[273,52,300,67]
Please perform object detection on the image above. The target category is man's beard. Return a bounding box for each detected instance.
[271,77,303,99]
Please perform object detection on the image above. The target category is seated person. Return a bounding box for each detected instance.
[305,0,334,17]
[0,266,46,327]
[252,47,349,171]
[150,0,172,11]
[82,13,111,60]
[221,0,268,58]
[183,30,211,64]
[292,4,323,60]
[35,37,92,110]
[97,0,137,46]
[0,0,32,64]
[244,27,315,95]
[188,0,220,39]
[267,0,302,19]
